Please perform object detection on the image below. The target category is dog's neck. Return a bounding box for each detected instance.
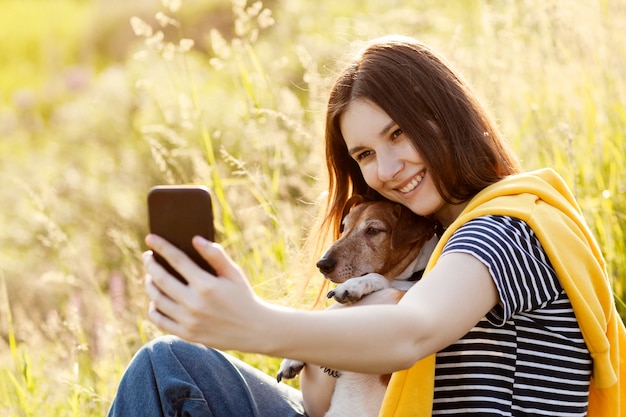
[391,235,439,290]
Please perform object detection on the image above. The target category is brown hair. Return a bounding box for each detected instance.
[322,35,521,238]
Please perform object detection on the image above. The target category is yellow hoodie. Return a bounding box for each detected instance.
[379,168,625,417]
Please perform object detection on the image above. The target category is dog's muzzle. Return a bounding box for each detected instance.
[316,256,336,275]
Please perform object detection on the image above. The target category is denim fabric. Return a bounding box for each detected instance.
[107,335,306,417]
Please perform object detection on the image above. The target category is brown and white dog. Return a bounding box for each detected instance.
[277,196,438,417]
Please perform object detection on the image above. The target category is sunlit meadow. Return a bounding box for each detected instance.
[1,0,625,414]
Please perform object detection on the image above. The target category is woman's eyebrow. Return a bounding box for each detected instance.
[378,120,397,137]
[347,120,397,155]
[348,144,365,155]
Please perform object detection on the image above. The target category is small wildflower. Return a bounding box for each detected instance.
[133,50,149,61]
[63,66,90,92]
[210,29,231,59]
[162,0,181,13]
[155,11,179,28]
[249,28,259,43]
[178,38,195,53]
[130,16,153,37]
[234,17,247,37]
[258,8,275,29]
[134,79,152,90]
[232,38,243,50]
[209,57,224,70]
[602,190,611,199]
[246,1,263,17]
[12,89,36,110]
[109,272,127,318]
[162,42,177,61]
[145,31,165,49]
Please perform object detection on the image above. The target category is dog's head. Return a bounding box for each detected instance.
[316,197,436,283]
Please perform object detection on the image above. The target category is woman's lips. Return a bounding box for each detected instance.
[398,171,425,194]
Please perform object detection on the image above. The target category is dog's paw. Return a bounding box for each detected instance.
[328,273,390,304]
[327,287,362,304]
[276,359,305,383]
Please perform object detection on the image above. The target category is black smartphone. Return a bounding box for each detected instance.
[147,185,216,284]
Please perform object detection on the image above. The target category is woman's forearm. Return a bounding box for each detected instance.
[253,289,428,374]
[255,254,497,374]
[257,302,425,374]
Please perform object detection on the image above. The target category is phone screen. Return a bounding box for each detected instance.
[147,185,216,283]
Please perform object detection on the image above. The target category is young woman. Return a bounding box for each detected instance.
[107,36,624,416]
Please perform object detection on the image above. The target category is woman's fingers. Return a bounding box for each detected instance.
[145,234,215,284]
[142,234,262,347]
[144,234,244,290]
[142,247,188,306]
[144,270,181,316]
[192,237,250,288]
[146,300,186,336]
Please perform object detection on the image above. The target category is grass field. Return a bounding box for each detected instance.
[1,0,625,414]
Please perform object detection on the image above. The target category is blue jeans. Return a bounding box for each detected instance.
[107,335,306,417]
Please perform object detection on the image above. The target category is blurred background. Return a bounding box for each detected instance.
[1,0,625,414]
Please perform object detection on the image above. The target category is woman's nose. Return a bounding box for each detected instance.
[377,152,403,181]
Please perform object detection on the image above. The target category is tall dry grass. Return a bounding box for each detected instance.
[0,0,624,414]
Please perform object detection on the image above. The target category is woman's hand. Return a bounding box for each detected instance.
[143,234,265,349]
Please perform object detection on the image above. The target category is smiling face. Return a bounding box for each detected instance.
[323,37,520,236]
[340,98,465,226]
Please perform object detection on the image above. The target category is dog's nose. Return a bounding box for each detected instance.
[316,257,336,275]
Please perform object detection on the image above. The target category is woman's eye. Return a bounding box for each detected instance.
[355,150,373,161]
[391,128,403,140]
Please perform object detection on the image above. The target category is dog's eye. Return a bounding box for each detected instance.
[365,227,382,236]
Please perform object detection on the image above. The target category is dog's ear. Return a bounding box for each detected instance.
[339,195,365,233]
[390,205,436,249]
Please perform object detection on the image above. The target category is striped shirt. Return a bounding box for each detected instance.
[432,215,592,416]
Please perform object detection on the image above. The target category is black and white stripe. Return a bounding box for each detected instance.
[431,215,591,416]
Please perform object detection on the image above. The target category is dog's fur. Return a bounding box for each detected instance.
[277,197,438,417]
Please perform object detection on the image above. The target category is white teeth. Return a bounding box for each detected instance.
[399,173,424,193]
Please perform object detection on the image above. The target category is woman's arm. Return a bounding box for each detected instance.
[144,235,498,374]
[299,289,403,417]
